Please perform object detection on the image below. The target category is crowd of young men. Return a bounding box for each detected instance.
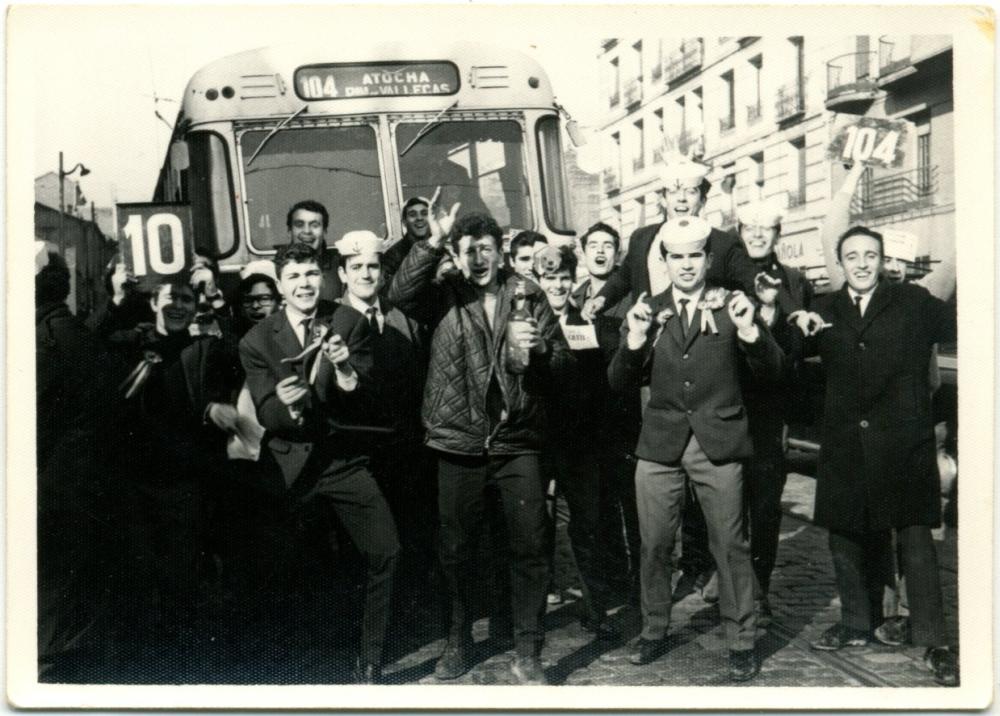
[36,152,958,687]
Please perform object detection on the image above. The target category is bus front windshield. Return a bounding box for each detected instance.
[396,120,532,232]
[240,125,387,249]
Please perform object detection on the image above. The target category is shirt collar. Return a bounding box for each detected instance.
[285,303,316,326]
[671,285,704,311]
[346,293,381,316]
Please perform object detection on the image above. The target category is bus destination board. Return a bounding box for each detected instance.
[295,61,460,100]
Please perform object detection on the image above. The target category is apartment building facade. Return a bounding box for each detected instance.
[597,35,953,286]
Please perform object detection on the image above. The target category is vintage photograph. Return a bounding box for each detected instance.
[6,4,994,710]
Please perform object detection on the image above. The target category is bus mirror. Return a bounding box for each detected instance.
[565,120,585,148]
[170,140,191,171]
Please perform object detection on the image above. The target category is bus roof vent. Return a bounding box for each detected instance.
[469,65,510,89]
[239,73,284,99]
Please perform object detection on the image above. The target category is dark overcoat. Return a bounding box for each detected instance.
[809,280,956,533]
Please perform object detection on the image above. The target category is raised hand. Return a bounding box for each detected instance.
[322,334,351,370]
[625,291,653,345]
[581,295,606,321]
[276,375,309,407]
[727,291,756,331]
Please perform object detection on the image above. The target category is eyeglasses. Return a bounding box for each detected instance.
[242,295,277,307]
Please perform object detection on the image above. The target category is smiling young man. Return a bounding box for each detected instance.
[798,226,958,686]
[608,216,783,682]
[508,230,549,279]
[239,241,399,684]
[389,209,571,685]
[286,200,343,301]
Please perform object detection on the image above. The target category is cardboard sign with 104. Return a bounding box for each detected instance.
[826,116,913,169]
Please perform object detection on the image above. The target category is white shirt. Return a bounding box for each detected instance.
[847,287,875,317]
[648,241,672,297]
[346,293,384,333]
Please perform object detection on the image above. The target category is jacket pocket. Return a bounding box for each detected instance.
[715,405,745,419]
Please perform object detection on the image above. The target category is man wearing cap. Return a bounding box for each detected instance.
[286,199,344,301]
[608,216,783,681]
[734,200,813,620]
[335,230,435,607]
[796,226,958,685]
[239,241,399,683]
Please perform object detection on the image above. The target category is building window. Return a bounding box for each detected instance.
[720,70,736,132]
[916,112,932,192]
[633,119,645,173]
[748,55,763,123]
[789,136,806,207]
[653,108,665,163]
[609,57,621,107]
[750,151,765,188]
[856,35,871,79]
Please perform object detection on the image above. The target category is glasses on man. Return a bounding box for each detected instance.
[242,295,277,307]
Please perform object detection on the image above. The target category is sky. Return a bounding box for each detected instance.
[18,5,605,210]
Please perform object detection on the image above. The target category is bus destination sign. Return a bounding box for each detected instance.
[295,61,460,100]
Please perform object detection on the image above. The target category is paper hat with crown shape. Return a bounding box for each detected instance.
[334,230,387,257]
[656,216,712,255]
[737,199,785,228]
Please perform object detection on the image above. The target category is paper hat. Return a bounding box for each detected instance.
[737,200,784,228]
[533,245,571,276]
[334,230,387,257]
[35,241,51,275]
[661,155,712,191]
[657,216,712,254]
[240,259,278,283]
[880,227,918,263]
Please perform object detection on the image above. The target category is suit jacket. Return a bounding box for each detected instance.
[238,300,375,490]
[808,280,956,533]
[597,223,758,308]
[608,286,784,465]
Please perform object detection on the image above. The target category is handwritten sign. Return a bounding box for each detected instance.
[117,203,194,291]
[561,322,600,350]
[295,62,460,100]
[826,116,914,169]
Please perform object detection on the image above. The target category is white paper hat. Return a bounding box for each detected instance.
[240,259,278,282]
[334,230,387,257]
[737,199,784,228]
[656,216,712,254]
[35,241,51,275]
[661,154,712,191]
[880,227,918,263]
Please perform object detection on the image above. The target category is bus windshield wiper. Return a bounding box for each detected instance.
[399,100,458,157]
[246,104,309,167]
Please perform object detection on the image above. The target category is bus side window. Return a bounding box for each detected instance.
[187,132,238,258]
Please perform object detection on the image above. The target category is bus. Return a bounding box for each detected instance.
[153,42,575,278]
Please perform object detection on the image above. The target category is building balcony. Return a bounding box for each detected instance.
[609,90,620,108]
[747,102,762,124]
[826,52,880,113]
[624,78,643,107]
[787,188,807,209]
[664,39,704,85]
[603,167,621,194]
[632,156,646,173]
[878,35,913,81]
[601,38,619,51]
[738,36,760,48]
[850,165,938,219]
[775,83,805,122]
[719,116,736,134]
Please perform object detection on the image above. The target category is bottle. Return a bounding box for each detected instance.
[506,279,532,374]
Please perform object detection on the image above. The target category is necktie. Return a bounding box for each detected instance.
[299,317,313,347]
[854,295,864,317]
[366,306,380,334]
[678,298,690,338]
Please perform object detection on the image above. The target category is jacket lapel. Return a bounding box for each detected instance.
[858,280,892,334]
[836,286,864,335]
[274,310,310,378]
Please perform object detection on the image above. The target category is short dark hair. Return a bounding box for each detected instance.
[510,230,548,256]
[273,242,321,279]
[578,222,621,253]
[149,275,195,300]
[836,226,884,261]
[447,212,503,253]
[401,196,429,217]
[286,200,330,230]
[36,252,70,305]
[238,273,279,300]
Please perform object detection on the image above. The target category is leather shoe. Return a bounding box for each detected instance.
[728,649,760,682]
[810,623,870,651]
[352,658,381,684]
[434,638,471,680]
[628,636,671,665]
[510,654,547,685]
[874,616,910,646]
[924,646,959,686]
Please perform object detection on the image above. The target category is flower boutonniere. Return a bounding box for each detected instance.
[120,350,164,399]
[696,288,731,335]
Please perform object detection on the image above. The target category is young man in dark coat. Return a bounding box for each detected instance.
[286,199,343,301]
[608,216,784,682]
[239,241,399,683]
[381,196,429,290]
[800,226,958,686]
[389,208,572,685]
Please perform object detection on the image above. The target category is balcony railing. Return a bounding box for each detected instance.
[651,61,663,81]
[719,115,736,133]
[609,89,620,108]
[603,167,621,193]
[624,78,643,107]
[826,52,878,106]
[664,39,704,84]
[787,188,807,208]
[747,102,762,124]
[775,82,805,121]
[850,165,939,219]
[878,35,912,76]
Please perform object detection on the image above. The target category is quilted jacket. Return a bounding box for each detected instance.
[388,240,572,456]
